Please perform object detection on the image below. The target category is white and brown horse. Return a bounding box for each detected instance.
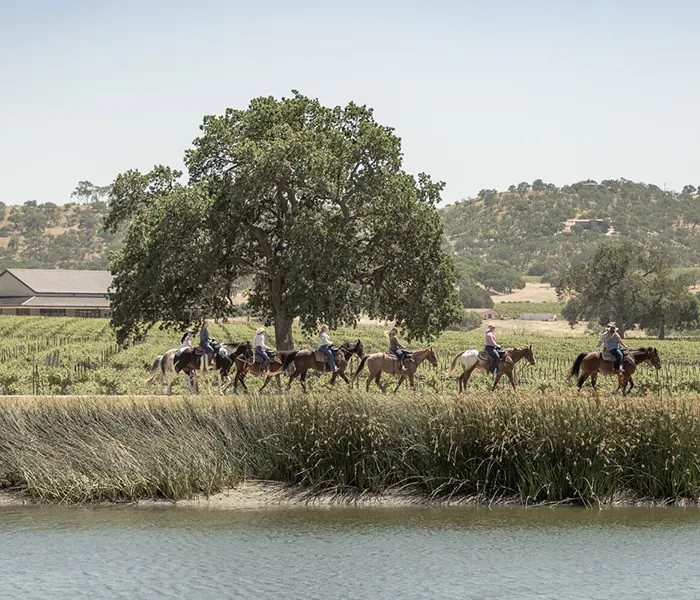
[449,346,536,391]
[353,347,438,392]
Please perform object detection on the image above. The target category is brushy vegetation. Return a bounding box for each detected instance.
[1,392,700,505]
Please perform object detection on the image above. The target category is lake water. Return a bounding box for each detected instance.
[2,504,700,599]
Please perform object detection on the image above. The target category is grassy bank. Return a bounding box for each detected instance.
[1,392,700,506]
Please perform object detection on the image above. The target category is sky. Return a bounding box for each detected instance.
[1,0,699,206]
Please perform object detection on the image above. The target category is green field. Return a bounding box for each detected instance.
[0,316,697,396]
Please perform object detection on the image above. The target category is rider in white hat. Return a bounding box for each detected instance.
[254,327,273,372]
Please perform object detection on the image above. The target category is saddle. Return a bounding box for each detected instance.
[253,351,278,364]
[478,349,507,363]
[315,349,340,363]
[601,348,632,363]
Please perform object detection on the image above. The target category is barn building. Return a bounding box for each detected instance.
[0,269,112,317]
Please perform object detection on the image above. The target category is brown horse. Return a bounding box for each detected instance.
[233,350,296,392]
[281,340,365,392]
[449,346,536,392]
[352,347,438,392]
[568,347,661,395]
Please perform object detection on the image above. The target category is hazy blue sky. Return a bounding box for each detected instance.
[2,0,698,205]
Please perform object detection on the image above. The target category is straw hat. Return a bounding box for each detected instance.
[607,323,617,331]
[319,324,329,332]
[487,324,496,331]
[256,327,265,334]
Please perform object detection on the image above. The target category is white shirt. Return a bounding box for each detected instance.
[320,331,333,346]
[254,333,269,349]
[180,333,193,350]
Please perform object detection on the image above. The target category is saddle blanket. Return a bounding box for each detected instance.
[315,350,332,362]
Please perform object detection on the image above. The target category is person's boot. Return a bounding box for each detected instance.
[400,359,407,372]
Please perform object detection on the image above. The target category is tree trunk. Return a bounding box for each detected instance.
[659,318,665,340]
[269,275,293,350]
[274,313,294,350]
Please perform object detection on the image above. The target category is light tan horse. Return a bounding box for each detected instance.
[353,347,438,392]
[449,346,536,391]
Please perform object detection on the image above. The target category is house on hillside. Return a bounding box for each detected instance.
[0,269,112,317]
[466,308,495,320]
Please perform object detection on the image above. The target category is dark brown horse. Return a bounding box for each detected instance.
[282,340,365,392]
[449,346,536,392]
[171,340,252,395]
[569,347,661,395]
[352,347,438,392]
[233,350,296,392]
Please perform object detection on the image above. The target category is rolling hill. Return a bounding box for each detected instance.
[441,178,700,278]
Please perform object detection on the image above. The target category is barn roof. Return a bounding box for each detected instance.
[2,269,112,296]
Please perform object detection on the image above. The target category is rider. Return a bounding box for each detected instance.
[254,327,273,373]
[485,324,501,375]
[389,327,408,372]
[596,324,627,372]
[319,324,339,373]
[199,322,216,365]
[180,329,194,350]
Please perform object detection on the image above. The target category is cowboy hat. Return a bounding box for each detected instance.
[256,327,265,334]
[487,324,496,331]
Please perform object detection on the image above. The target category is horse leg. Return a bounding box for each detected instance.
[329,372,337,387]
[492,372,503,391]
[577,372,589,390]
[300,371,308,393]
[506,369,516,391]
[394,376,405,393]
[338,372,351,385]
[408,373,415,391]
[260,376,272,392]
[375,372,386,393]
[462,366,476,392]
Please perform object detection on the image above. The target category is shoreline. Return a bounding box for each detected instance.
[2,481,699,510]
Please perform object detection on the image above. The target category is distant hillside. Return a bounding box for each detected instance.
[441,179,700,278]
[0,201,121,270]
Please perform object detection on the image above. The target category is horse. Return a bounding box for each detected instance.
[170,340,252,395]
[568,347,661,395]
[449,346,536,392]
[281,340,365,392]
[353,347,438,392]
[144,348,180,394]
[233,349,297,393]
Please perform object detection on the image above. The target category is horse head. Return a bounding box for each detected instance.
[353,339,365,358]
[427,347,438,367]
[525,344,536,366]
[644,347,662,369]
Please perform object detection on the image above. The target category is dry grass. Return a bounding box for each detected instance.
[492,282,559,303]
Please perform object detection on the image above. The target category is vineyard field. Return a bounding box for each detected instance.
[0,317,697,396]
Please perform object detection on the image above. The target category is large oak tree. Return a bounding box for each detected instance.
[106,92,460,347]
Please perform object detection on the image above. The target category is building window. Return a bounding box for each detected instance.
[75,309,102,318]
[16,308,30,316]
[40,309,66,317]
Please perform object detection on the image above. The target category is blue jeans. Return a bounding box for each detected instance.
[201,341,215,355]
[609,347,623,369]
[485,346,500,374]
[256,347,270,368]
[319,345,336,371]
[392,349,406,360]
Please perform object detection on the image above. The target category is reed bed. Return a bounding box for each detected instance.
[1,391,699,506]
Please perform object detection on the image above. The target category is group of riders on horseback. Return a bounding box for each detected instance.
[146,319,660,396]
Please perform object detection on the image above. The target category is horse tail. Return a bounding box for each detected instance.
[282,351,299,371]
[449,351,463,374]
[145,355,163,383]
[569,353,587,380]
[352,355,369,384]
